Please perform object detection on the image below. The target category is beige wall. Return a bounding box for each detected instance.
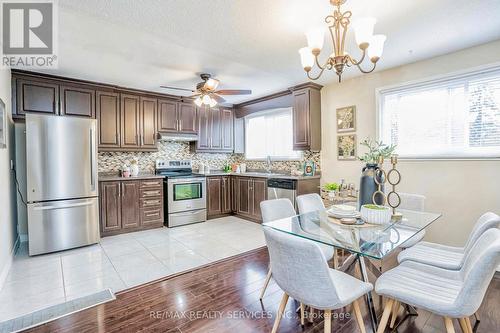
[0,68,18,284]
[321,40,500,246]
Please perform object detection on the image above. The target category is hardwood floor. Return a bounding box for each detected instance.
[26,247,499,333]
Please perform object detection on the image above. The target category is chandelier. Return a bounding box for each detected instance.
[299,0,386,82]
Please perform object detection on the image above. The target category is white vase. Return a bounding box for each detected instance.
[360,205,392,225]
[130,164,139,177]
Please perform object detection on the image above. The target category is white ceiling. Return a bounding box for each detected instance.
[39,0,500,104]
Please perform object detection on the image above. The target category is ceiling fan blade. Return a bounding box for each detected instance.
[211,94,226,103]
[160,86,195,92]
[189,93,201,98]
[214,89,252,95]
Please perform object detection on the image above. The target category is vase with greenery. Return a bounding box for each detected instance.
[323,182,339,200]
[357,138,396,209]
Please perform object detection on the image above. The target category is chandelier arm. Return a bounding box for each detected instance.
[354,60,377,74]
[346,49,366,66]
[307,66,327,81]
[314,54,330,70]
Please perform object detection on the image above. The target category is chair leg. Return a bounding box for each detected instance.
[333,251,339,269]
[271,293,289,333]
[458,318,468,333]
[444,317,456,333]
[259,268,272,300]
[352,299,366,333]
[324,309,332,333]
[376,298,394,333]
[389,300,400,328]
[300,303,305,326]
[465,317,473,333]
[308,307,315,323]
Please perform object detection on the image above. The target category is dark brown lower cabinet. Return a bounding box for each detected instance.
[235,176,267,222]
[207,175,232,218]
[120,181,141,229]
[100,181,122,233]
[99,179,164,237]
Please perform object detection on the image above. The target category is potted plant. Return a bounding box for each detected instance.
[323,182,339,200]
[358,138,396,208]
[360,204,392,225]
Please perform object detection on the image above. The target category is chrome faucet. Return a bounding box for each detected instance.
[266,155,272,173]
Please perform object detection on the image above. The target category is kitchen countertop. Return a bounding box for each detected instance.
[98,173,165,182]
[199,170,321,180]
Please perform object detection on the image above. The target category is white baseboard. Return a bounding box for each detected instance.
[0,235,20,290]
[19,233,28,242]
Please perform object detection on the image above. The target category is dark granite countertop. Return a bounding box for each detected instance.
[98,173,164,182]
[199,170,321,180]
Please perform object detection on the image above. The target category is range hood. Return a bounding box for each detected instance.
[157,133,198,142]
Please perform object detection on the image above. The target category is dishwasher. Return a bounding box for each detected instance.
[267,178,297,209]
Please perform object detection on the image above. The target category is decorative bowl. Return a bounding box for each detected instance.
[360,204,392,225]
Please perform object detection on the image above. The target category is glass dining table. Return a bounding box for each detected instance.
[263,208,442,331]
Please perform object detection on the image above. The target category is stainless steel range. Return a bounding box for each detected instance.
[155,159,206,227]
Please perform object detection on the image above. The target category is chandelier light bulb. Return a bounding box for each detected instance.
[305,28,325,53]
[367,34,386,62]
[298,47,315,71]
[205,78,219,91]
[352,17,376,49]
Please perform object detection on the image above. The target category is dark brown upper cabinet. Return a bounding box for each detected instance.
[97,91,121,149]
[15,77,59,117]
[221,108,234,151]
[292,83,322,151]
[140,97,157,148]
[194,107,234,153]
[120,94,141,148]
[60,85,95,118]
[178,102,197,134]
[157,99,178,133]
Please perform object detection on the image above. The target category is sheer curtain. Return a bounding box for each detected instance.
[379,67,500,159]
[245,108,302,160]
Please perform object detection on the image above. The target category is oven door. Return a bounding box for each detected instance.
[167,177,206,213]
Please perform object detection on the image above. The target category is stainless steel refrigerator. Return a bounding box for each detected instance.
[26,114,99,256]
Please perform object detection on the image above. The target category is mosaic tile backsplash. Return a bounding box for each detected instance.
[98,141,321,174]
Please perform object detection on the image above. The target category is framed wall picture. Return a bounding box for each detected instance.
[337,134,356,160]
[0,99,5,149]
[336,105,356,132]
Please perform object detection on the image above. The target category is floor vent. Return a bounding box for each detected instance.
[0,289,115,333]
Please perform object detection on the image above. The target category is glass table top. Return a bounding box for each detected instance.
[263,209,442,260]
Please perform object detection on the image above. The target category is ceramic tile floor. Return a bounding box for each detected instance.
[0,216,266,322]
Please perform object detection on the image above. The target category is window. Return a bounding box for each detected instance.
[245,108,302,160]
[378,67,500,159]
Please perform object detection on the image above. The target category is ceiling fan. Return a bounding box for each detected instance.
[160,73,252,107]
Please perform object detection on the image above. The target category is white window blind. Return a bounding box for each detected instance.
[245,108,302,160]
[378,67,500,159]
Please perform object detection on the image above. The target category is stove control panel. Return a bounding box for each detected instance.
[156,159,192,170]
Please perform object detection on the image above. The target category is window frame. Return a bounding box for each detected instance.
[244,107,303,161]
[376,63,500,161]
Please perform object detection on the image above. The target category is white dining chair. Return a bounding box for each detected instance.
[259,198,297,301]
[264,226,373,333]
[296,193,337,267]
[398,212,500,269]
[375,228,500,333]
[397,193,426,248]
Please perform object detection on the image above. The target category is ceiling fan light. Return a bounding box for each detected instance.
[208,97,217,108]
[194,96,203,107]
[298,47,314,71]
[202,94,212,104]
[305,28,324,53]
[205,78,219,91]
[367,34,386,61]
[352,17,376,49]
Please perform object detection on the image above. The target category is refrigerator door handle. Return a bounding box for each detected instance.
[33,201,94,211]
[90,127,96,192]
